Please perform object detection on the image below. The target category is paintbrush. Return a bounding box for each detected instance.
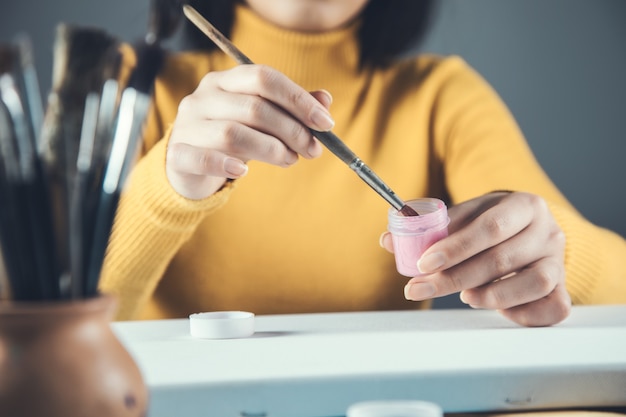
[182,5,419,216]
[0,47,23,299]
[85,0,180,296]
[79,78,119,296]
[39,23,122,295]
[68,92,100,299]
[0,100,23,300]
[0,45,60,300]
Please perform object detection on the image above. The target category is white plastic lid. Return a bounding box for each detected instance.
[189,311,255,339]
[346,401,443,417]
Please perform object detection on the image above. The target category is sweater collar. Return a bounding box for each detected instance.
[230,4,362,90]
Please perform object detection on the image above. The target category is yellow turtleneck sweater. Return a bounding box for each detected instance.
[100,5,626,320]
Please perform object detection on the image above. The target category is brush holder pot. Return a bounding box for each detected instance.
[388,198,450,277]
[0,294,148,417]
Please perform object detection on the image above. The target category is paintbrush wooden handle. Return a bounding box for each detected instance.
[183,5,253,65]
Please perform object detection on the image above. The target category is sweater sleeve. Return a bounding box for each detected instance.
[431,56,626,305]
[98,125,236,320]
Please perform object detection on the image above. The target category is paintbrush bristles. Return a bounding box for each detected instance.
[148,0,183,44]
[182,5,253,65]
[399,205,419,217]
[41,24,121,170]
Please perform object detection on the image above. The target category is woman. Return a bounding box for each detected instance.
[100,0,626,326]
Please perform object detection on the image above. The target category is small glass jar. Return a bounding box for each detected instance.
[387,198,450,277]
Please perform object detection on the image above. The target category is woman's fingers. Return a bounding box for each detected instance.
[406,217,564,299]
[459,256,565,310]
[166,142,248,179]
[310,89,333,109]
[184,88,320,159]
[388,192,569,326]
[165,142,248,200]
[214,65,335,131]
[496,283,572,327]
[172,66,334,165]
[416,193,539,275]
[172,116,318,168]
[166,65,338,199]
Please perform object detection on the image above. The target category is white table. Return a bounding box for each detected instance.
[112,305,626,417]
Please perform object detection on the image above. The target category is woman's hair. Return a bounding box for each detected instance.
[180,0,437,69]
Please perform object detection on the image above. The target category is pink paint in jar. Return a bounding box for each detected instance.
[387,198,450,277]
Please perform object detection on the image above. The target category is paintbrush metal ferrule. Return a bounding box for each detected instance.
[102,87,151,194]
[312,129,407,210]
[102,88,138,193]
[76,93,100,173]
[349,158,406,211]
[89,79,119,183]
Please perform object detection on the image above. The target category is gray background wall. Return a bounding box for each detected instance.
[1,1,624,308]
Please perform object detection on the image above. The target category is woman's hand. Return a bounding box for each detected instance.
[380,192,572,327]
[166,64,334,200]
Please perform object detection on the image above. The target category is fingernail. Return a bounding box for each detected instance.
[460,290,470,304]
[460,291,479,308]
[224,158,248,177]
[310,107,335,131]
[318,89,333,107]
[417,252,446,274]
[307,139,322,158]
[285,151,299,165]
[404,282,436,301]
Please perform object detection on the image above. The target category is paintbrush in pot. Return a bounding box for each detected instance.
[182,5,419,217]
[0,45,60,300]
[0,98,23,300]
[39,24,122,295]
[85,0,181,296]
[78,78,119,297]
[68,92,100,299]
[0,47,25,300]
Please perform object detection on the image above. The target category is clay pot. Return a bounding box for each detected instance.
[0,295,148,417]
